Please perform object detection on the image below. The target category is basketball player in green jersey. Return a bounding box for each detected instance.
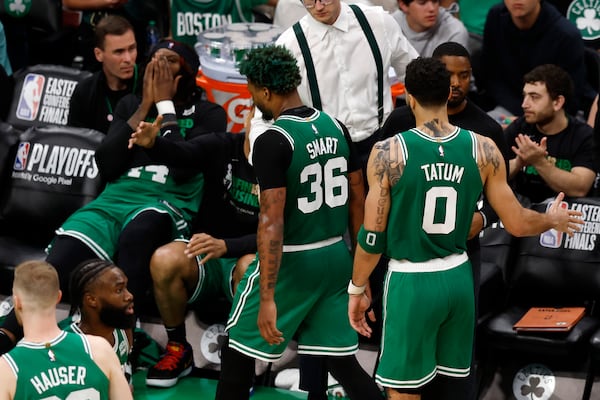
[216,45,382,399]
[61,259,135,386]
[0,260,131,400]
[347,57,584,400]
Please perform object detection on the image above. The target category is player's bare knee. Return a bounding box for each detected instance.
[150,242,188,281]
[232,254,254,288]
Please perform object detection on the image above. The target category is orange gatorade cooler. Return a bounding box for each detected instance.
[195,23,283,133]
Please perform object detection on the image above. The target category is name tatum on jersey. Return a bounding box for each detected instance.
[30,365,87,395]
[421,162,465,183]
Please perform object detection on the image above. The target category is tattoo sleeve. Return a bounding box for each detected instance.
[372,138,404,187]
[477,137,501,176]
[256,188,285,300]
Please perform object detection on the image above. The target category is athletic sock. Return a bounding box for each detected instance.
[165,323,187,345]
[215,338,255,400]
[328,355,384,399]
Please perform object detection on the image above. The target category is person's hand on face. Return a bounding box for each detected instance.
[153,55,181,102]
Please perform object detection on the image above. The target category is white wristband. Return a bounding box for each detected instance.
[156,100,176,115]
[347,280,366,295]
[479,210,488,229]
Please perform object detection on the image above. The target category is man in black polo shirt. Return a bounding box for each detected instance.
[68,15,139,134]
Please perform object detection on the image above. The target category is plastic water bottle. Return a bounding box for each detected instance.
[146,20,160,56]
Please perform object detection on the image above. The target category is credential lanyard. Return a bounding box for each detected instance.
[292,5,384,127]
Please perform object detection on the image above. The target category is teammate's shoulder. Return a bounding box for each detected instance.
[0,354,16,398]
[84,332,106,344]
[473,133,502,158]
[373,135,400,152]
[473,132,497,145]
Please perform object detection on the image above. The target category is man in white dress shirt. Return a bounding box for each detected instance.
[273,0,398,29]
[252,0,418,168]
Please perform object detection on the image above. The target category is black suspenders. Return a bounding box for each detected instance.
[293,5,384,127]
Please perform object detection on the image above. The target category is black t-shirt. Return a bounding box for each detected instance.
[95,91,227,182]
[68,69,139,134]
[505,115,596,202]
[146,132,259,257]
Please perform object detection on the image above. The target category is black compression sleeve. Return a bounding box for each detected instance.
[252,129,292,190]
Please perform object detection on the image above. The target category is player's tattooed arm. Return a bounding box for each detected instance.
[477,136,502,177]
[372,137,405,187]
[256,188,284,297]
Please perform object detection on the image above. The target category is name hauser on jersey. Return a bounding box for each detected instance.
[30,365,87,395]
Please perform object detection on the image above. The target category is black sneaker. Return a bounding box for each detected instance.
[146,341,193,387]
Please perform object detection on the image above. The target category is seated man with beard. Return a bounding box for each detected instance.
[60,259,135,388]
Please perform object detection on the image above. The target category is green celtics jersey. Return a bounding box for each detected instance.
[63,321,131,381]
[2,331,109,399]
[386,127,482,262]
[101,165,203,226]
[171,0,266,47]
[272,110,351,245]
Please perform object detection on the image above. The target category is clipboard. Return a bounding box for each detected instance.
[513,307,586,332]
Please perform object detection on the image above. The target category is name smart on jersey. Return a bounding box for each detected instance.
[30,365,87,395]
[176,12,232,37]
[12,142,99,186]
[540,201,600,251]
[306,137,339,159]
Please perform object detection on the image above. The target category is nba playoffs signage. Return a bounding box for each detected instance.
[540,199,599,251]
[15,74,77,126]
[568,0,600,41]
[7,65,91,131]
[12,141,98,185]
[1,126,104,228]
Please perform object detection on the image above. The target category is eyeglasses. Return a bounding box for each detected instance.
[303,0,334,9]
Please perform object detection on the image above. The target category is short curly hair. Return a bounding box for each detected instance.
[405,57,450,107]
[239,45,301,95]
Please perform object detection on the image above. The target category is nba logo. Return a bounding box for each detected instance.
[13,142,30,171]
[16,73,45,121]
[539,200,569,248]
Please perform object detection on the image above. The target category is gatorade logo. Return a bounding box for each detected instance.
[12,142,98,179]
[4,0,31,17]
[568,0,600,40]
